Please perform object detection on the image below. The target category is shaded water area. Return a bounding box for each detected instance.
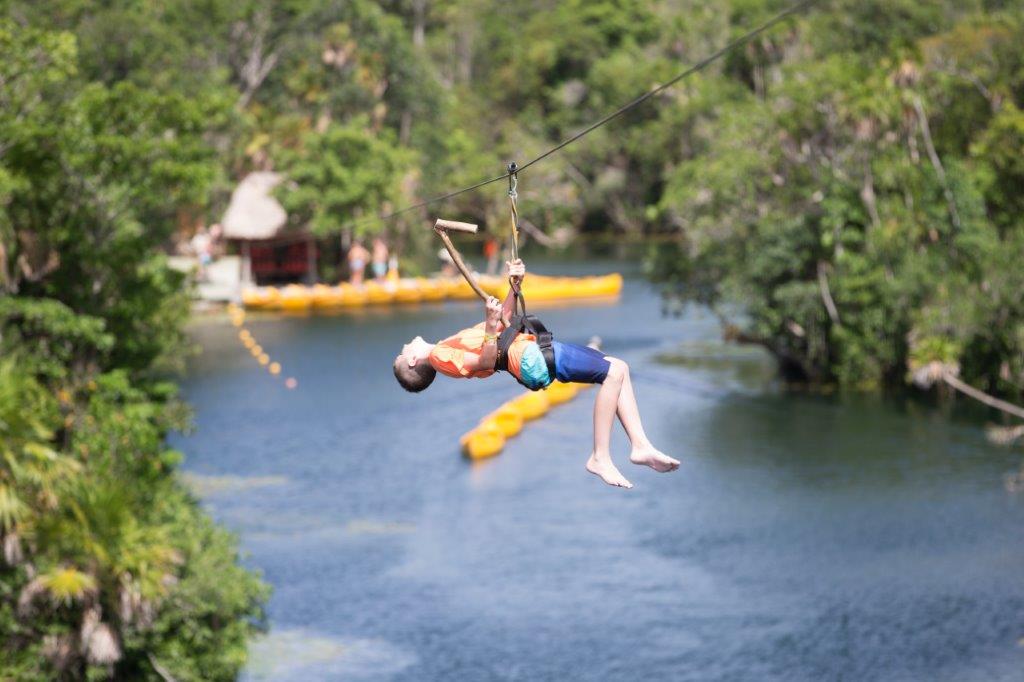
[174,264,1024,681]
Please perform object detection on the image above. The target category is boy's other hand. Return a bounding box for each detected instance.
[484,296,503,333]
[507,258,525,285]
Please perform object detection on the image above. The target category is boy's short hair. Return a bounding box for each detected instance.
[393,357,436,392]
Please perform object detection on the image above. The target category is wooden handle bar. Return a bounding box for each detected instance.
[433,222,489,301]
[434,219,479,234]
[433,217,513,325]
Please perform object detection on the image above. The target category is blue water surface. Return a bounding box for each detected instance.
[173,268,1024,681]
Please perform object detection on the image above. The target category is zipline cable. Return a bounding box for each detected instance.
[515,0,819,173]
[364,171,511,224]
[347,0,819,231]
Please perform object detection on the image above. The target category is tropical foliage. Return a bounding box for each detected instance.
[0,17,267,680]
[8,2,1023,397]
[2,0,1023,676]
[647,2,1024,396]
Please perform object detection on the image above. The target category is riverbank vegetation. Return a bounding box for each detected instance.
[0,16,267,680]
[645,2,1024,399]
[1,0,1021,676]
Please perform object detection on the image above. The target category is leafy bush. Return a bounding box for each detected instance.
[0,20,267,680]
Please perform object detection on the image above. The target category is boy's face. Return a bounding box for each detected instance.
[399,336,431,366]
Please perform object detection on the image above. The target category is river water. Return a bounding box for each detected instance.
[174,266,1024,681]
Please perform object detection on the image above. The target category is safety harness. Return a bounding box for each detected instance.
[493,162,556,391]
[494,289,556,390]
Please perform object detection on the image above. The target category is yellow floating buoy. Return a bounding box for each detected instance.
[444,279,478,300]
[393,280,423,303]
[250,345,263,357]
[258,353,270,366]
[364,281,394,304]
[240,274,623,310]
[495,273,624,302]
[242,287,280,310]
[511,391,550,420]
[544,381,579,405]
[416,278,446,302]
[461,423,506,460]
[310,284,340,309]
[279,284,312,312]
[475,275,506,298]
[338,284,369,307]
[482,407,524,438]
[314,283,366,308]
[269,362,281,375]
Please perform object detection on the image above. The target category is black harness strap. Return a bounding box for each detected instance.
[494,285,556,390]
[493,163,555,390]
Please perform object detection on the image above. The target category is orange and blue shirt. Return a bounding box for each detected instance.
[429,322,548,387]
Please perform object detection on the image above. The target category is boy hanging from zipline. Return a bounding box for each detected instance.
[393,258,679,489]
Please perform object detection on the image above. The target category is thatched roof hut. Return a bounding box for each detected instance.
[221,172,288,241]
[222,172,316,285]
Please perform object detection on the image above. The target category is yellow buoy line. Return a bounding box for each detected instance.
[241,273,622,312]
[460,381,592,460]
[227,304,298,389]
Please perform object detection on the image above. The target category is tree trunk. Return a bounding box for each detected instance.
[912,95,961,234]
[412,0,427,48]
[943,372,1024,421]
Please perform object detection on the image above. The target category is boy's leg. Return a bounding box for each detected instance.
[609,358,651,447]
[609,359,679,473]
[553,342,679,485]
[587,359,634,489]
[551,341,632,487]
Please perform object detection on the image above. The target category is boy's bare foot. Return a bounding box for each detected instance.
[586,454,633,489]
[629,446,680,473]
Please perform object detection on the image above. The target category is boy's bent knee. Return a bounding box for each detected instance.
[605,357,627,381]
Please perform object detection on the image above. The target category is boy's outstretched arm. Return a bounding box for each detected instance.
[460,296,503,372]
[461,271,520,374]
[501,259,526,323]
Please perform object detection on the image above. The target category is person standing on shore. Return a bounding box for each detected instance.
[483,235,499,275]
[371,237,389,283]
[347,241,370,286]
[191,225,212,281]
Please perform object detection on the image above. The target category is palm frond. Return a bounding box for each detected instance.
[0,484,28,531]
[39,567,98,606]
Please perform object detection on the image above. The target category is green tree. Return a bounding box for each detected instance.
[277,119,414,236]
[649,5,1024,397]
[0,20,268,680]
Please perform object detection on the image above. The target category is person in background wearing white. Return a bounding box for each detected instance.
[190,225,212,281]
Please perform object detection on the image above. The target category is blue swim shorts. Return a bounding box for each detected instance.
[552,341,611,384]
